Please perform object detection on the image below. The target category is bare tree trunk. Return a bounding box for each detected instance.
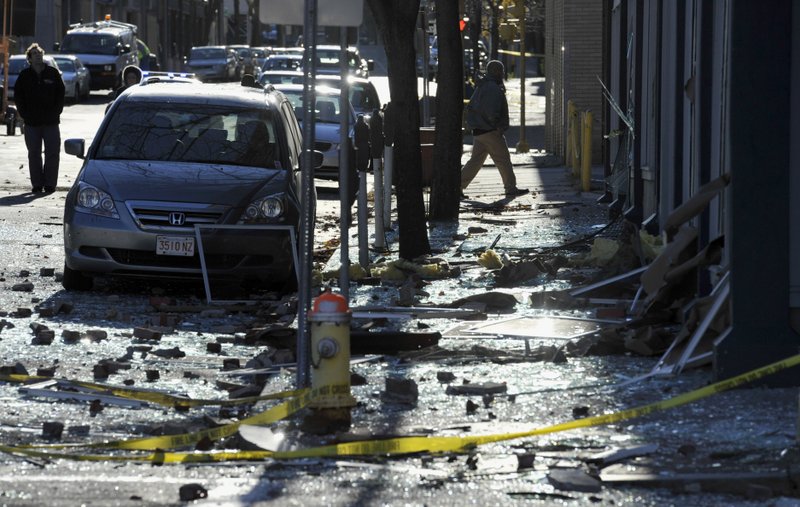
[429,0,464,220]
[367,0,431,260]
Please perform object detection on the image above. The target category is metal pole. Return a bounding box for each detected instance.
[373,156,385,249]
[383,145,392,227]
[515,3,529,153]
[338,26,350,300]
[2,0,8,120]
[297,0,318,388]
[357,160,369,268]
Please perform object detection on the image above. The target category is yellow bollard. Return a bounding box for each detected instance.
[306,289,356,431]
[581,110,593,192]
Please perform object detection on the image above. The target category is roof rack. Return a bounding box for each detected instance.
[141,71,198,84]
[68,18,138,35]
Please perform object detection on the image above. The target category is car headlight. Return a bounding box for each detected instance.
[241,195,285,223]
[104,65,113,71]
[75,183,119,219]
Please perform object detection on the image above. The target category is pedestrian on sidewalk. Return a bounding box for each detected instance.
[13,43,65,194]
[460,60,528,198]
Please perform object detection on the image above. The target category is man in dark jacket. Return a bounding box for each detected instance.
[460,60,527,198]
[14,43,65,193]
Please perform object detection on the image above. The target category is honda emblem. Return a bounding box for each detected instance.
[168,212,186,226]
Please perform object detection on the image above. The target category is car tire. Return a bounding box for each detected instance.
[62,263,93,291]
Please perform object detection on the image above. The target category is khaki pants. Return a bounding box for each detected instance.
[460,129,517,192]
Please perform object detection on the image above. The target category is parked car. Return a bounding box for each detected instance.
[52,54,91,102]
[251,47,271,69]
[258,70,304,86]
[61,80,314,291]
[315,74,382,117]
[229,45,255,75]
[2,54,60,101]
[259,54,303,77]
[184,46,238,82]
[314,45,373,79]
[274,83,357,202]
[258,71,381,118]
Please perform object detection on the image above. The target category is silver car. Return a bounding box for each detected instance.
[185,46,238,82]
[53,54,91,101]
[274,83,356,181]
[259,71,381,118]
[61,78,312,291]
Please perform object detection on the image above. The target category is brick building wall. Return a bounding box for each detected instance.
[545,0,603,164]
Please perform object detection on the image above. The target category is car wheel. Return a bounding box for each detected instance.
[62,263,93,291]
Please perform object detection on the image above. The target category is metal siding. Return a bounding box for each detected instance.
[706,0,729,242]
[792,2,800,310]
[658,2,679,228]
[681,0,695,207]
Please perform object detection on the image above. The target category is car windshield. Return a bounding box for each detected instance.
[191,47,225,59]
[316,49,358,70]
[280,90,344,124]
[61,33,120,55]
[316,78,379,113]
[54,59,75,72]
[263,57,300,71]
[96,103,281,168]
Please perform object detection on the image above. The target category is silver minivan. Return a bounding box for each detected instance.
[61,78,314,291]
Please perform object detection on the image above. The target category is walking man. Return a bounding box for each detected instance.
[461,60,527,198]
[14,43,65,194]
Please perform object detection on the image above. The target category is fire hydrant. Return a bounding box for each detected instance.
[308,289,356,412]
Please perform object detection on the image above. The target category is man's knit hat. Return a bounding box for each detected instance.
[486,60,504,79]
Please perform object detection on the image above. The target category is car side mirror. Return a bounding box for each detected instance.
[121,44,131,54]
[53,42,61,52]
[367,59,374,71]
[64,138,85,159]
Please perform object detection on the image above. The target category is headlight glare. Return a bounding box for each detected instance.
[76,183,119,219]
[260,198,283,218]
[78,187,100,208]
[239,194,286,223]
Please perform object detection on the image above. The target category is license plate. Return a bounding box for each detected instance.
[156,235,195,256]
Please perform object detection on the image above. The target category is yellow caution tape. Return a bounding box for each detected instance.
[70,380,306,409]
[1,353,798,463]
[1,374,303,409]
[25,386,316,451]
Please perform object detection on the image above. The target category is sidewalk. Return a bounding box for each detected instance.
[330,75,605,272]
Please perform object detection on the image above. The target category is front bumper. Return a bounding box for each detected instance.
[64,208,297,284]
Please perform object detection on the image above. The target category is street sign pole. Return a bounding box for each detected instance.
[296,0,318,387]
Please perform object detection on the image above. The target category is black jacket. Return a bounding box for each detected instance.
[13,64,65,126]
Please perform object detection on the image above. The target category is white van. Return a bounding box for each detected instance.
[57,16,138,91]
